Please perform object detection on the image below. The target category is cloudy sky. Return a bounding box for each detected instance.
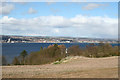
[0,2,118,38]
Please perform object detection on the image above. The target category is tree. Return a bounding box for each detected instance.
[40,47,43,51]
[12,57,20,65]
[19,50,28,64]
[2,56,7,65]
[54,44,58,48]
[68,45,80,56]
[58,45,66,55]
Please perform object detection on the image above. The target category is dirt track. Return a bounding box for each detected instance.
[2,56,118,78]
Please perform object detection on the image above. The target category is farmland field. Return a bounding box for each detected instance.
[2,56,118,78]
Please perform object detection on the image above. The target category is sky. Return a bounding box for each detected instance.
[0,2,118,38]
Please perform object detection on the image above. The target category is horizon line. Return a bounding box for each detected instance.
[1,34,118,40]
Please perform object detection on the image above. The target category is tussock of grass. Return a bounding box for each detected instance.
[53,56,81,64]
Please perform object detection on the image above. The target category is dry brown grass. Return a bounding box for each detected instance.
[2,56,118,78]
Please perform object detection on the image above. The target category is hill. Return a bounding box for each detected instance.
[2,56,118,78]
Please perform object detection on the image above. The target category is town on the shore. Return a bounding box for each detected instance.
[1,35,118,43]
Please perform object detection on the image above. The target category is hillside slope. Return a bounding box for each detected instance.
[2,56,118,78]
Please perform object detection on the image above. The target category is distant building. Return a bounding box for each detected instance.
[7,38,11,43]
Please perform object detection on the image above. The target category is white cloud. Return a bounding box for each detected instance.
[53,28,59,33]
[1,0,8,2]
[0,3,14,15]
[82,3,107,10]
[28,8,37,14]
[0,15,118,38]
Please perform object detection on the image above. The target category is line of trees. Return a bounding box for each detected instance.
[12,44,66,65]
[12,43,119,65]
[68,43,120,57]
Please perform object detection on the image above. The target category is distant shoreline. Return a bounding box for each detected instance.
[2,42,118,44]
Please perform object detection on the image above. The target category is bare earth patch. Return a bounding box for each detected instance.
[2,56,118,78]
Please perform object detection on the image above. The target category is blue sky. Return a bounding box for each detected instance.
[0,2,118,38]
[1,2,118,18]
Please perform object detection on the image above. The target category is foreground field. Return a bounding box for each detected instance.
[2,56,118,78]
